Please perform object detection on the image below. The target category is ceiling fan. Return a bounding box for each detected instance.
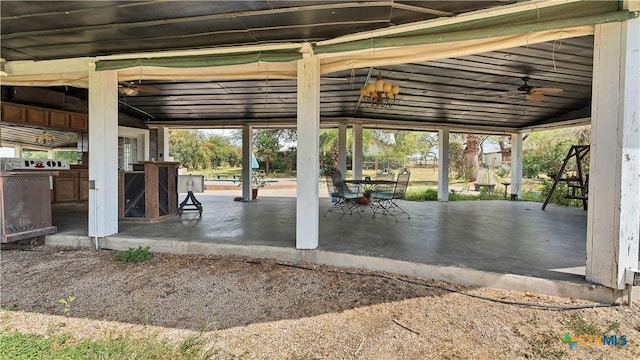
[118,81,161,96]
[499,76,563,102]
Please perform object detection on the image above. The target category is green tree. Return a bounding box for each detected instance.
[228,129,295,172]
[253,129,281,173]
[169,129,211,170]
[22,150,48,159]
[522,126,590,179]
[449,140,466,179]
[202,133,238,168]
[319,129,341,169]
[416,132,437,159]
[318,128,392,170]
[393,131,437,166]
[54,150,82,164]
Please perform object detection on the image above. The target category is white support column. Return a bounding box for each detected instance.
[88,64,118,238]
[437,129,450,202]
[47,149,55,159]
[156,125,171,161]
[14,145,23,158]
[296,52,320,250]
[241,124,253,202]
[510,133,523,200]
[337,122,347,176]
[352,123,363,180]
[587,19,640,290]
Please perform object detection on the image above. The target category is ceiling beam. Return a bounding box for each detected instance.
[145,116,521,134]
[519,117,591,132]
[520,105,592,131]
[315,11,635,54]
[5,58,91,76]
[392,3,454,17]
[317,0,585,46]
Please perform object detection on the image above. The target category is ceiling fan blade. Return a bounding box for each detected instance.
[118,87,138,96]
[320,77,349,82]
[531,87,563,95]
[496,90,523,99]
[526,93,545,102]
[134,84,161,93]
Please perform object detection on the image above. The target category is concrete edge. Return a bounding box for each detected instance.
[47,234,629,304]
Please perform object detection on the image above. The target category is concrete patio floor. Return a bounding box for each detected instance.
[47,189,609,301]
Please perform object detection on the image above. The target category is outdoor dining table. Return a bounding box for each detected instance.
[343,179,397,206]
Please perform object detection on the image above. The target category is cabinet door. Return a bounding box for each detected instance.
[26,108,48,126]
[1,103,26,123]
[70,114,88,131]
[79,173,89,201]
[49,111,69,128]
[54,177,79,202]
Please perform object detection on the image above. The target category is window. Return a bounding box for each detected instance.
[118,137,138,171]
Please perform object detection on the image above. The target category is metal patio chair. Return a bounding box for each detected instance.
[323,167,363,218]
[375,168,395,181]
[371,168,411,221]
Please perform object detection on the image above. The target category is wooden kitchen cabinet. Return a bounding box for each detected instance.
[70,114,88,131]
[1,103,26,122]
[49,111,70,128]
[1,102,88,131]
[52,168,88,203]
[26,108,48,126]
[79,171,89,201]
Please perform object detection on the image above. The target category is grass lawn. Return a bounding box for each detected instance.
[185,166,572,206]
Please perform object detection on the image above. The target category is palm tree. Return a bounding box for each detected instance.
[462,134,482,182]
[319,128,391,169]
[253,130,280,173]
[319,129,342,169]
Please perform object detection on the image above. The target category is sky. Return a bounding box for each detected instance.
[1,147,15,157]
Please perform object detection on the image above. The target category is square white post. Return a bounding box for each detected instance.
[242,124,253,201]
[587,19,640,289]
[437,129,450,201]
[338,122,347,175]
[156,125,171,161]
[352,123,363,180]
[510,133,523,200]
[296,53,320,249]
[88,65,118,238]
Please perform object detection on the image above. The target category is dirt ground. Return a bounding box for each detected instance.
[1,245,639,359]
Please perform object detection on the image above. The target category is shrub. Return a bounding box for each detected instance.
[539,180,583,208]
[114,246,151,263]
[404,188,503,201]
[405,188,438,201]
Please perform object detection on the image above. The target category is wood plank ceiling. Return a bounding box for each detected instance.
[1,1,595,138]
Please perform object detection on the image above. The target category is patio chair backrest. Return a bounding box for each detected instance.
[325,172,337,198]
[375,169,395,181]
[393,168,411,199]
[325,167,345,197]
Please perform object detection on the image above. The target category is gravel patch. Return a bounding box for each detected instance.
[1,245,639,359]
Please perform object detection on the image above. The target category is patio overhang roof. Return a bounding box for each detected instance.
[1,1,638,133]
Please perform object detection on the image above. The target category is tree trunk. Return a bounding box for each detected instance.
[463,134,481,182]
[331,141,339,168]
